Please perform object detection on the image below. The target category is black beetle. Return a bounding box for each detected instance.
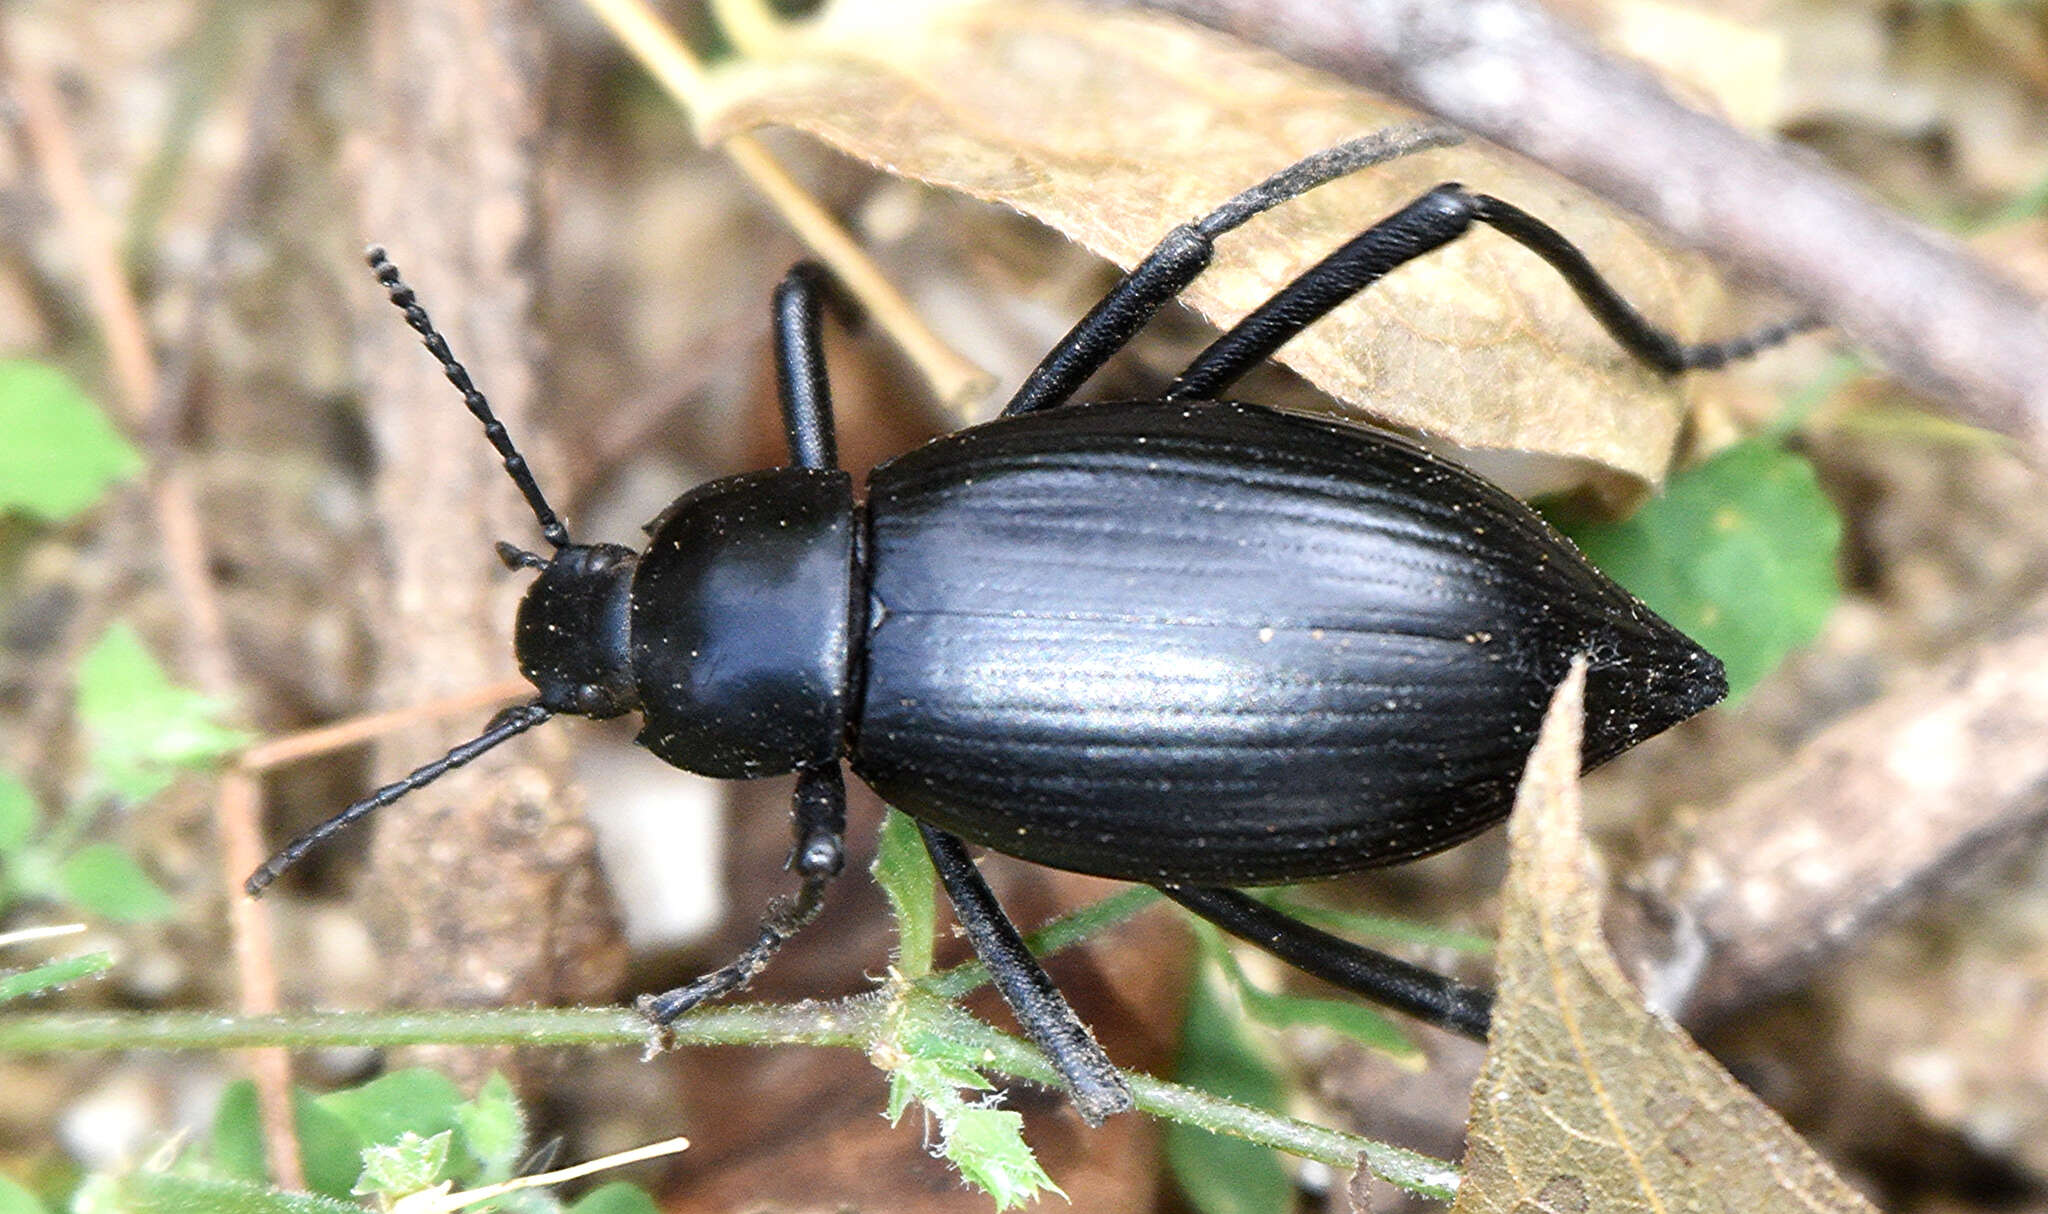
[250,127,1812,1123]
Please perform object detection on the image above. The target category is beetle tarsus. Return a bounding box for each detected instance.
[638,875,832,1024]
[638,765,849,1025]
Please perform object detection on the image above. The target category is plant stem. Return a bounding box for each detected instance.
[0,995,1459,1201]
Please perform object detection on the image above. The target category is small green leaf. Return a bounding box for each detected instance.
[295,1099,371,1203]
[873,809,937,979]
[568,1182,662,1214]
[76,625,251,801]
[885,1055,1059,1210]
[210,1081,267,1183]
[316,1069,466,1163]
[56,845,173,922]
[212,1082,365,1201]
[0,951,113,1003]
[111,1172,362,1214]
[1167,958,1295,1214]
[942,1103,1059,1210]
[0,360,142,522]
[456,1072,527,1181]
[0,774,37,853]
[1260,890,1492,957]
[354,1130,452,1196]
[1204,927,1416,1061]
[0,1172,52,1214]
[1559,439,1841,702]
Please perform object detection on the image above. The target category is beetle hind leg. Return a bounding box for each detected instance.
[638,763,848,1024]
[1166,184,1818,403]
[1158,884,1494,1041]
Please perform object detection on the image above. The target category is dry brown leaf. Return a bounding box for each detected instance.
[691,0,1740,491]
[1453,661,1881,1214]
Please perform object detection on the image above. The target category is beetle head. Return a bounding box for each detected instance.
[507,541,641,718]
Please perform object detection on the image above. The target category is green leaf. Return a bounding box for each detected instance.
[1260,890,1492,957]
[885,1055,1059,1210]
[1167,958,1295,1214]
[353,1130,452,1196]
[315,1069,467,1158]
[0,951,113,1003]
[0,774,37,854]
[872,809,937,979]
[0,1172,52,1214]
[212,1082,365,1201]
[1204,927,1417,1061]
[109,1172,362,1214]
[1559,439,1841,702]
[886,1057,993,1122]
[76,624,250,801]
[56,844,173,922]
[568,1182,662,1214]
[456,1072,527,1181]
[210,1081,268,1183]
[942,1103,1059,1210]
[0,360,142,523]
[294,1099,370,1202]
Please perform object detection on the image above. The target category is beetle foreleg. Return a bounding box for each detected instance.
[917,823,1135,1125]
[638,764,848,1024]
[772,263,841,472]
[1158,885,1494,1041]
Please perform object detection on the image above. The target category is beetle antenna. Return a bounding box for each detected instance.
[365,246,573,550]
[244,700,555,896]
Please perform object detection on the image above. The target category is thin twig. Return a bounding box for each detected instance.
[1113,0,2048,452]
[236,679,532,772]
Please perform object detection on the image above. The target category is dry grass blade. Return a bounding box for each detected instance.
[1453,660,1879,1214]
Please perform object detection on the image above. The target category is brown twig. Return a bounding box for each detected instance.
[1113,0,2048,452]
[236,680,534,774]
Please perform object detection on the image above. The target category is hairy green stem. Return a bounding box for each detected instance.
[0,994,1458,1200]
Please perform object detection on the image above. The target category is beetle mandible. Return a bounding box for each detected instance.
[249,127,1814,1124]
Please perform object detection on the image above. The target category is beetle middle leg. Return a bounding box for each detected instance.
[1002,124,1465,417]
[919,823,1135,1124]
[639,763,848,1023]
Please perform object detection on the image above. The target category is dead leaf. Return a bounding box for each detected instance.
[692,0,1741,491]
[1452,660,1881,1214]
